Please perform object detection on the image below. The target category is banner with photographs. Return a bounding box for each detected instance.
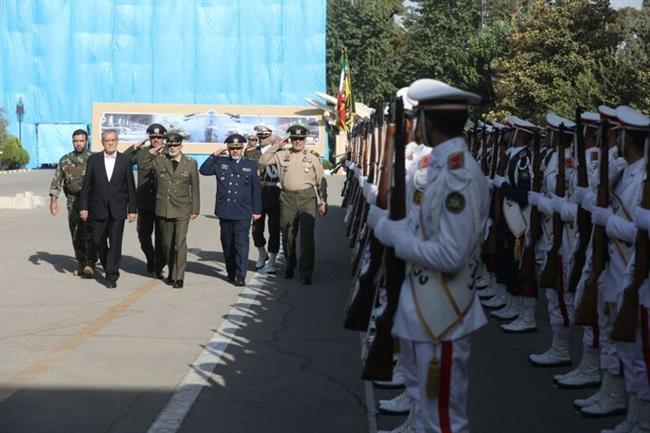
[92,103,325,156]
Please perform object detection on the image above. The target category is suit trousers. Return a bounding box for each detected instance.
[91,217,126,282]
[220,219,251,280]
[138,209,165,273]
[158,216,190,281]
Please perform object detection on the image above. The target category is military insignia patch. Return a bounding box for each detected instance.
[413,190,423,205]
[242,167,251,172]
[591,152,599,162]
[448,152,464,170]
[520,170,529,180]
[445,192,465,214]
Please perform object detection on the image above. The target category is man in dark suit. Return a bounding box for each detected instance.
[80,129,137,288]
[200,133,261,286]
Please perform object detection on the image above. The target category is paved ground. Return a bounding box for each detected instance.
[0,169,625,433]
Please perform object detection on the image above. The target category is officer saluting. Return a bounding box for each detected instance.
[200,134,262,286]
[258,125,327,285]
[141,132,200,289]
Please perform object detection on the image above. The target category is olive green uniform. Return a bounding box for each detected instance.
[124,144,166,273]
[49,151,96,270]
[258,146,327,279]
[141,152,200,281]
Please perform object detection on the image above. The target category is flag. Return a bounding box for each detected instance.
[336,51,355,132]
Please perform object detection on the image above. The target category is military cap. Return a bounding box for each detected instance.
[545,112,575,133]
[616,106,650,131]
[254,124,272,138]
[146,123,167,137]
[396,87,416,113]
[579,111,600,129]
[287,124,309,139]
[407,79,480,109]
[507,115,538,134]
[165,132,184,145]
[598,105,618,121]
[225,133,247,148]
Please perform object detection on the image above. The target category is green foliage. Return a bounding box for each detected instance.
[327,0,403,105]
[321,159,334,170]
[0,136,30,170]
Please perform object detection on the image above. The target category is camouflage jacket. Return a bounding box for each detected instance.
[49,151,90,198]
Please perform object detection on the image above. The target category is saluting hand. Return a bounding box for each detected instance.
[212,147,227,157]
[135,138,149,149]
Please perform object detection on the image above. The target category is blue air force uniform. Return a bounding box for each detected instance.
[200,134,262,284]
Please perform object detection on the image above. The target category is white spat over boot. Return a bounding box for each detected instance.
[492,295,522,320]
[481,283,509,309]
[575,371,612,409]
[374,361,405,388]
[501,303,537,333]
[631,398,650,433]
[581,373,626,417]
[556,345,601,388]
[378,390,412,414]
[255,246,268,269]
[601,393,639,433]
[529,329,571,367]
[378,401,418,433]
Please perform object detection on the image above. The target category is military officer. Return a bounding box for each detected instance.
[244,132,261,162]
[258,124,327,285]
[49,129,96,278]
[141,132,200,288]
[370,78,487,433]
[200,133,262,286]
[125,123,167,277]
[252,124,283,273]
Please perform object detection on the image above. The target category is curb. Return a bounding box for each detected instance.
[0,191,46,209]
[0,168,33,175]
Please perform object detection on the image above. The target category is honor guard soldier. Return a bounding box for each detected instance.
[141,132,200,288]
[258,124,327,285]
[200,134,262,286]
[125,123,168,277]
[49,129,97,278]
[370,79,487,433]
[252,124,283,273]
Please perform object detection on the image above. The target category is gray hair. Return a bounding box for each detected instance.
[101,129,119,140]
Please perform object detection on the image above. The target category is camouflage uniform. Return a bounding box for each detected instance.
[49,151,96,272]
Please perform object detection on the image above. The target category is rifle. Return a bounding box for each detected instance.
[568,108,593,293]
[575,121,611,326]
[516,131,542,295]
[539,124,568,300]
[611,132,650,342]
[344,129,363,237]
[344,107,393,331]
[362,99,406,381]
[484,129,507,272]
[348,125,370,247]
[480,124,489,176]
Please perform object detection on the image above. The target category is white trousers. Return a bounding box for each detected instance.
[617,308,650,400]
[409,336,471,433]
[599,296,621,375]
[400,338,420,402]
[545,288,574,327]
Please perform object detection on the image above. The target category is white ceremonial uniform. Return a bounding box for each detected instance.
[375,136,489,433]
[535,147,576,329]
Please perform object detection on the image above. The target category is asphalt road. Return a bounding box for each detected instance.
[0,169,624,433]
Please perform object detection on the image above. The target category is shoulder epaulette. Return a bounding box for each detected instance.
[309,150,320,158]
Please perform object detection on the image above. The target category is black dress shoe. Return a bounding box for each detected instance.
[301,276,312,285]
[153,271,163,279]
[166,277,174,285]
[172,280,184,289]
[284,269,294,279]
[227,274,235,283]
[106,281,117,289]
[233,277,245,287]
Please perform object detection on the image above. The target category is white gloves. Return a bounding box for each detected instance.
[364,182,378,205]
[581,190,596,213]
[493,175,507,188]
[591,206,613,227]
[551,195,565,214]
[528,191,542,207]
[367,204,388,230]
[634,207,650,233]
[374,217,409,247]
[560,202,577,223]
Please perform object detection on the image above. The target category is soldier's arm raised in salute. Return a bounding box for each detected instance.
[257,140,287,166]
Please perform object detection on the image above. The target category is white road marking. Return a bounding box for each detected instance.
[147,272,268,433]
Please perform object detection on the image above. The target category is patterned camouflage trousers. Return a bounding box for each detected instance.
[67,196,96,266]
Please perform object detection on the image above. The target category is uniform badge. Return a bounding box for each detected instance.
[519,170,529,180]
[242,167,251,173]
[590,152,599,162]
[447,152,464,170]
[565,157,575,168]
[445,192,465,214]
[220,164,229,170]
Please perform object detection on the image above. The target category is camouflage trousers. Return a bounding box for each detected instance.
[67,196,96,265]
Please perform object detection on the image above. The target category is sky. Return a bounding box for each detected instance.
[611,0,643,8]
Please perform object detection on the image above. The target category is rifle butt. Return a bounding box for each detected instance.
[574,277,599,326]
[539,250,558,289]
[611,288,640,343]
[343,273,377,331]
[361,322,394,381]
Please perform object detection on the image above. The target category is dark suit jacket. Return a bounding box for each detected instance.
[79,151,137,220]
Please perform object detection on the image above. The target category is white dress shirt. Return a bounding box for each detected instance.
[104,151,116,181]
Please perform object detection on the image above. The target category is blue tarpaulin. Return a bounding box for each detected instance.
[0,0,326,167]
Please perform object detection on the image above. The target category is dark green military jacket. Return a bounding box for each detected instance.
[49,150,90,198]
[141,152,200,219]
[124,145,158,211]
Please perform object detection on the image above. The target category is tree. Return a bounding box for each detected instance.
[327,0,404,105]
[493,0,621,123]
